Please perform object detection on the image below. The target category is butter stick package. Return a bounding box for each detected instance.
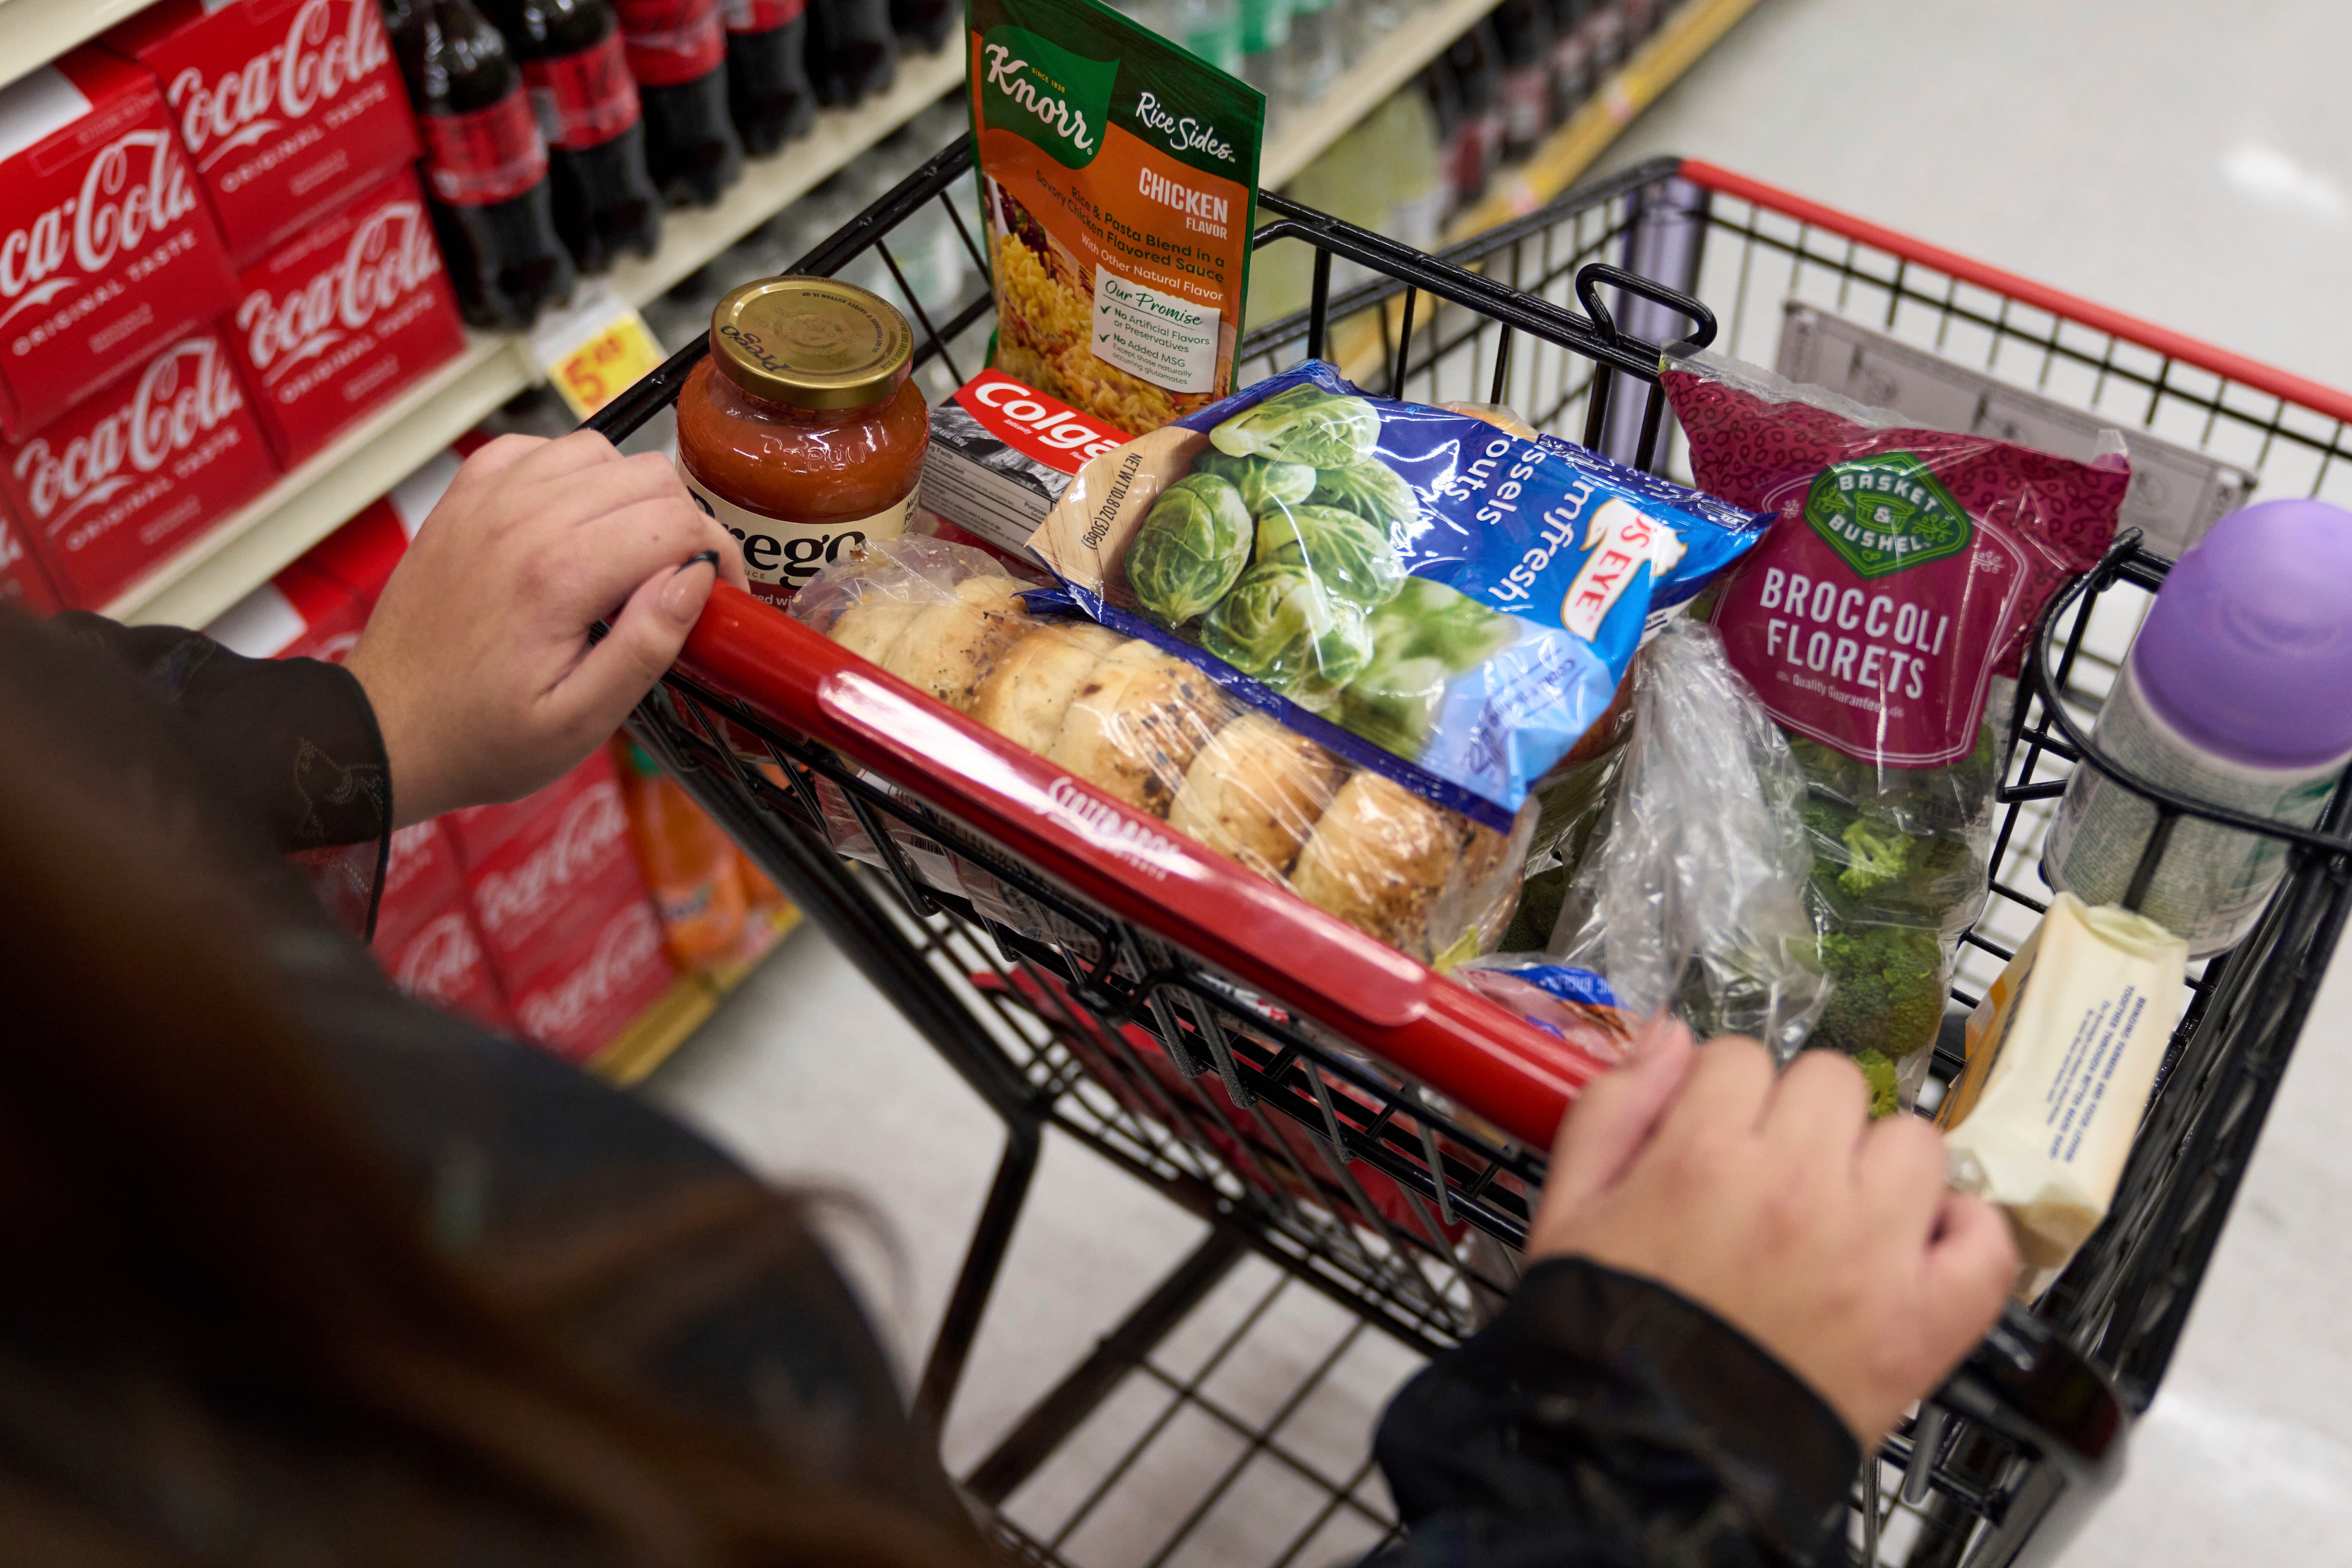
[1939,891,2187,1299]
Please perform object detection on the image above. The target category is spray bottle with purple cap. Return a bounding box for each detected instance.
[2043,498,2352,956]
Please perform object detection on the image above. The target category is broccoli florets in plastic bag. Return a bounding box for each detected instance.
[1548,619,1832,1061]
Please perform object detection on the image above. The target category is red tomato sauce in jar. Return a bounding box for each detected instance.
[674,276,926,606]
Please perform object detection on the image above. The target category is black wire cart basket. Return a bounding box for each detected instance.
[590,139,2352,1568]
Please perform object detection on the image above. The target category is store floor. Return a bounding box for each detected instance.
[646,0,2352,1561]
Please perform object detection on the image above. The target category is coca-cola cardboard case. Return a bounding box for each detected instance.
[5,331,277,609]
[506,895,673,1063]
[0,494,63,613]
[0,49,240,439]
[377,819,515,1035]
[104,0,420,269]
[449,748,645,982]
[229,168,464,467]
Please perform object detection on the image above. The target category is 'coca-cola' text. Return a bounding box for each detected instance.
[13,337,245,534]
[167,0,393,171]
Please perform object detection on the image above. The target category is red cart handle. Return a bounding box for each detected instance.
[678,582,1609,1149]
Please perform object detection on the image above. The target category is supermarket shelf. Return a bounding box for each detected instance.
[1261,0,1506,190]
[0,0,156,92]
[1445,0,1762,238]
[1331,0,1760,380]
[590,903,804,1086]
[590,973,719,1088]
[109,43,966,630]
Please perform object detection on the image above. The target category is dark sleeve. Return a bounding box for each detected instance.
[1366,1258,1859,1568]
[286,956,972,1537]
[56,613,392,933]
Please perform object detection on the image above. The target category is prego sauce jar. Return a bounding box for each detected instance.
[675,276,926,606]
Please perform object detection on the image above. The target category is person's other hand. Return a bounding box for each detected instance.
[346,432,749,825]
[1526,1026,2017,1447]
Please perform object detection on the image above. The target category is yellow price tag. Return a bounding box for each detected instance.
[550,314,664,418]
[530,279,666,419]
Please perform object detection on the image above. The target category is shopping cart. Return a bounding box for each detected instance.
[589,140,2352,1568]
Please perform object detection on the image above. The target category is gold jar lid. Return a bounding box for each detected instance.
[708,276,913,411]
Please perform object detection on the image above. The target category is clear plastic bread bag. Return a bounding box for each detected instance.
[1549,617,1834,1066]
[795,535,1532,967]
[789,535,1064,896]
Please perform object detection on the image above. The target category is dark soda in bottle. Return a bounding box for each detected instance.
[495,0,664,272]
[806,0,896,107]
[890,0,955,52]
[612,0,744,205]
[1494,0,1553,163]
[722,0,815,154]
[1546,0,1594,123]
[1444,23,1504,204]
[393,0,578,328]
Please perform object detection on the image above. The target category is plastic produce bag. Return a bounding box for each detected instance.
[794,535,1529,965]
[1662,349,2127,1068]
[1549,618,1834,1067]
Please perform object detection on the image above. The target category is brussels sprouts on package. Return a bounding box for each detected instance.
[1027,360,1772,830]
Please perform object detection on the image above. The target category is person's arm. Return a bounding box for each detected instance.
[58,615,393,855]
[1367,1027,2018,1566]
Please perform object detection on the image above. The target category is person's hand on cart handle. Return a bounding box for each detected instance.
[347,431,749,827]
[1527,1023,2018,1448]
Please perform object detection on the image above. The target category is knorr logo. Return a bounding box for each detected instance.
[981,26,1116,171]
[1804,453,1972,579]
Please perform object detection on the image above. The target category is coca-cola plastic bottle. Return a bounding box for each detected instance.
[390,0,577,328]
[1545,0,1595,124]
[722,0,815,154]
[806,0,896,107]
[612,0,744,205]
[1443,24,1504,205]
[493,0,664,272]
[1494,0,1554,163]
[890,0,955,52]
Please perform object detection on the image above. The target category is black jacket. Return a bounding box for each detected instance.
[18,611,1859,1566]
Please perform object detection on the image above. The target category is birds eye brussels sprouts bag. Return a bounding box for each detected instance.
[969,0,1263,434]
[1025,359,1770,963]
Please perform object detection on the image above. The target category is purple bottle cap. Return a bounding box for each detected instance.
[2131,498,2352,771]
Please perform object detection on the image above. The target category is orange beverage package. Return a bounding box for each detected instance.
[617,740,749,971]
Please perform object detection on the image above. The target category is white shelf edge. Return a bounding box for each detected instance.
[0,0,160,92]
[1260,0,1508,190]
[111,44,965,629]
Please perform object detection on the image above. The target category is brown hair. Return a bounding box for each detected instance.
[0,615,985,1568]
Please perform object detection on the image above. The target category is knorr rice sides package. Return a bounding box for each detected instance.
[969,0,1264,435]
[1027,360,1772,832]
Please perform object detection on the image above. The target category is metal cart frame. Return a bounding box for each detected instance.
[590,142,2352,1568]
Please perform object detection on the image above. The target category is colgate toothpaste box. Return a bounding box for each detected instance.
[227,167,464,468]
[453,749,643,980]
[103,0,420,269]
[921,371,1128,559]
[5,330,277,609]
[0,493,62,614]
[374,818,515,1034]
[504,895,674,1063]
[0,49,241,439]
